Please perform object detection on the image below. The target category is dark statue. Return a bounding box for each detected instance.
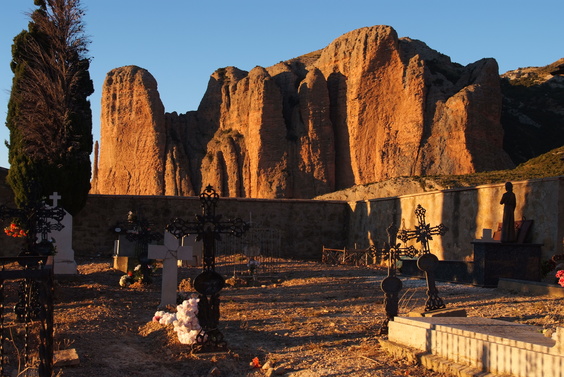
[500,182,516,243]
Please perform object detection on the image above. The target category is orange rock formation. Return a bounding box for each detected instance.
[91,26,513,198]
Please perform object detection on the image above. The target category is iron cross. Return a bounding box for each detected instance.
[397,204,448,312]
[166,185,249,352]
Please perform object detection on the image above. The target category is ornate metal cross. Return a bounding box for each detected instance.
[166,185,249,353]
[0,192,66,322]
[397,204,448,312]
[0,194,66,261]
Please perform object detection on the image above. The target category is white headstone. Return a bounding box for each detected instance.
[178,235,202,267]
[45,192,77,274]
[148,231,194,307]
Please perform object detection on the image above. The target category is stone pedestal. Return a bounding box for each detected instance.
[471,242,543,287]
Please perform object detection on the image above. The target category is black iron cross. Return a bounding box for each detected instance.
[378,223,402,334]
[0,194,65,323]
[397,205,447,255]
[397,204,448,312]
[0,198,65,262]
[166,185,249,353]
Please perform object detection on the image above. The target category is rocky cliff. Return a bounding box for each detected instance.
[91,25,516,198]
[500,58,564,164]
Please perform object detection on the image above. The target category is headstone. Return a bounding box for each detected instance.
[112,235,137,272]
[178,235,202,267]
[45,192,77,274]
[148,231,194,307]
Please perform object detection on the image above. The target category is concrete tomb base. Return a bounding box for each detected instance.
[385,316,564,377]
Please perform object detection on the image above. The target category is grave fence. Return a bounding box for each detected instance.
[0,256,54,377]
[321,245,377,266]
[214,227,282,277]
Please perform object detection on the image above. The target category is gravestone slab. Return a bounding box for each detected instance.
[45,192,77,274]
[112,235,137,273]
[178,235,202,267]
[148,231,194,307]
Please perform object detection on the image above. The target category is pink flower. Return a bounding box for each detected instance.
[556,270,564,278]
[559,277,564,288]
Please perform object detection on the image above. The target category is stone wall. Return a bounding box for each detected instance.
[72,195,351,260]
[347,177,564,261]
[1,173,563,262]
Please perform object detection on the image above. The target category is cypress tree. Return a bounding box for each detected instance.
[5,0,93,215]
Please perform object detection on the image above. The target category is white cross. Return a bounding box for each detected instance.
[49,192,62,207]
[148,231,193,307]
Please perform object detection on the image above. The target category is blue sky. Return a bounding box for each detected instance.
[0,0,561,169]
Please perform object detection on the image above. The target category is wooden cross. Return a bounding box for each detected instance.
[148,231,193,308]
[397,204,448,312]
[166,185,249,353]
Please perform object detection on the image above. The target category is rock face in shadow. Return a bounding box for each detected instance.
[92,26,514,198]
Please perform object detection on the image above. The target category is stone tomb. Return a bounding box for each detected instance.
[385,316,564,377]
[148,231,196,308]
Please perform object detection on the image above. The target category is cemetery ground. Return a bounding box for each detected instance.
[43,256,563,377]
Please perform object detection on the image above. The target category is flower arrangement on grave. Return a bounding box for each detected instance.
[152,297,202,345]
[3,223,28,238]
[556,270,564,287]
[119,263,156,287]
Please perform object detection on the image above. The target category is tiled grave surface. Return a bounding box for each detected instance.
[387,316,563,377]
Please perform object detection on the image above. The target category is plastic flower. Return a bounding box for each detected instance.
[3,223,28,238]
[250,357,261,368]
[119,275,132,287]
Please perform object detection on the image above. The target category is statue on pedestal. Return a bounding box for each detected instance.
[500,182,516,243]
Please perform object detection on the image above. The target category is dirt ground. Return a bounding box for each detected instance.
[3,256,564,377]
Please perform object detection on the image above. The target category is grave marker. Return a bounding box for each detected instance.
[45,192,77,274]
[148,231,194,307]
[111,211,162,281]
[397,204,448,312]
[166,185,249,353]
